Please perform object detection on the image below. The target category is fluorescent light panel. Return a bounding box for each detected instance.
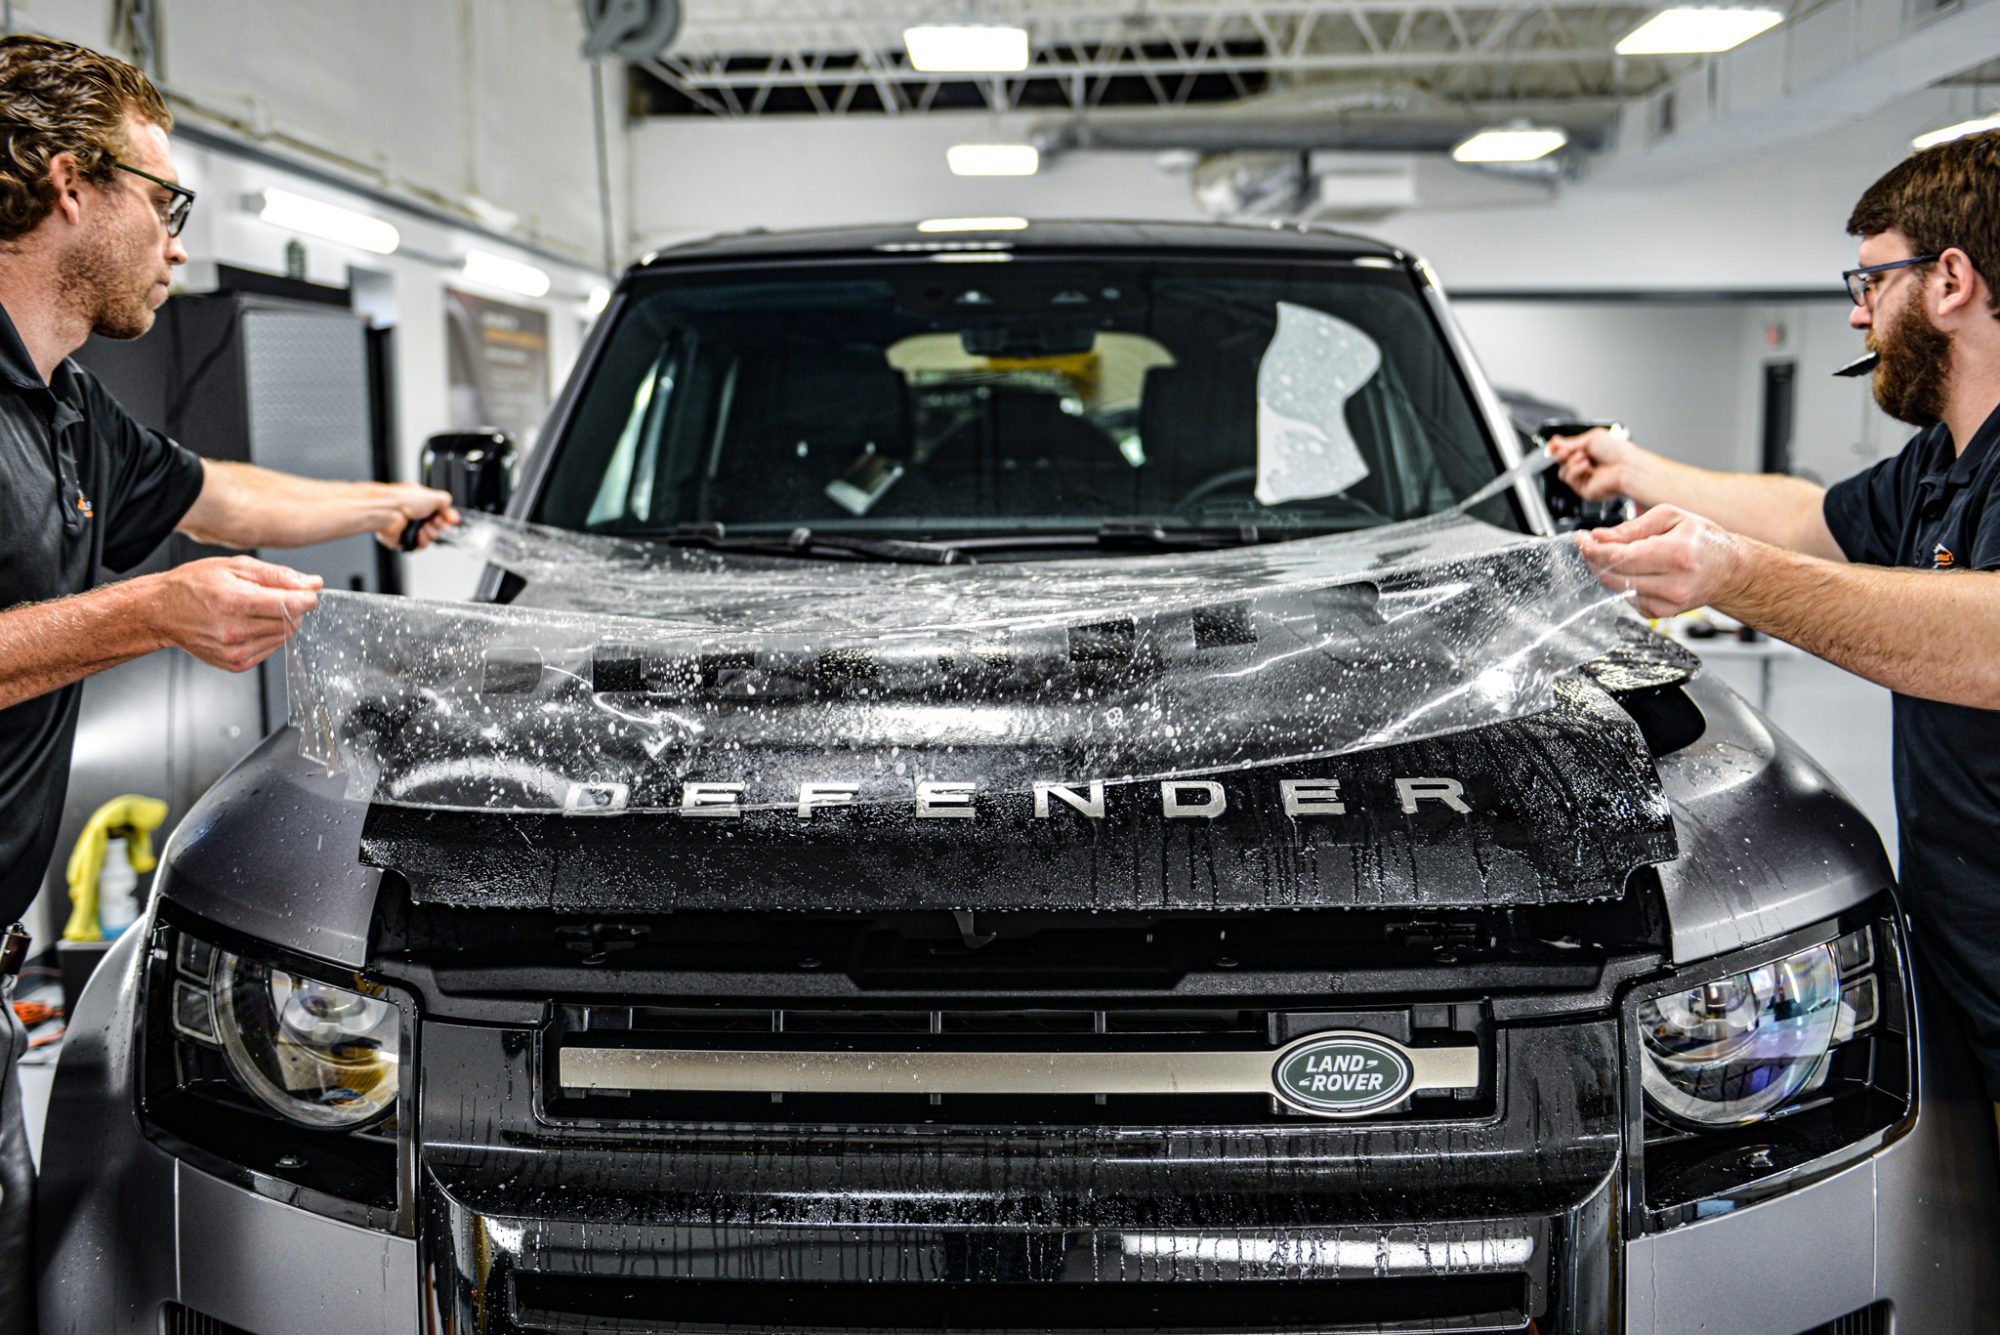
[917,216,1030,232]
[904,24,1029,73]
[1451,127,1567,163]
[946,143,1039,176]
[1615,7,1784,56]
[1914,114,2000,150]
[462,249,551,298]
[255,188,399,254]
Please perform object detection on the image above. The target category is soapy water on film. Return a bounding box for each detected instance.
[286,451,1662,814]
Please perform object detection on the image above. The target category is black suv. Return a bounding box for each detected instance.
[37,221,2000,1334]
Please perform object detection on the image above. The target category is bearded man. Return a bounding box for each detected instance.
[1550,128,2000,1126]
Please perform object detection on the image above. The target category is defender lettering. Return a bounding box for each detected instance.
[668,776,1475,819]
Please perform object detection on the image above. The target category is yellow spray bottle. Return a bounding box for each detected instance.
[63,795,168,943]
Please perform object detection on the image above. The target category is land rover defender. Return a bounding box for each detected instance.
[37,221,2000,1334]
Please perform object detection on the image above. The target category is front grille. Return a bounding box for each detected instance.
[161,1303,257,1335]
[1798,1304,1892,1335]
[508,1274,1534,1334]
[545,1002,1491,1128]
[420,1017,1619,1334]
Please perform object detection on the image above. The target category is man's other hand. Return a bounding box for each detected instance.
[1572,504,1750,619]
[1548,428,1647,502]
[145,556,323,672]
[370,483,461,551]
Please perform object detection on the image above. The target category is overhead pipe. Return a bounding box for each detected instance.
[1032,114,1610,158]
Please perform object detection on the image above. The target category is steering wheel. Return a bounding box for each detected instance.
[1171,466,1386,523]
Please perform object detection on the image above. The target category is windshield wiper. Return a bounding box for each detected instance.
[660,523,966,565]
[934,522,1271,555]
[1094,520,1265,550]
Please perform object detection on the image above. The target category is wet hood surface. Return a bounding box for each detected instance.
[317,515,1689,912]
[364,671,1677,912]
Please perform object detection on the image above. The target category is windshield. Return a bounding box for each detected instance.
[535,256,1518,543]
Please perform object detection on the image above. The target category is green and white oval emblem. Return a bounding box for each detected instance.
[1272,1034,1414,1116]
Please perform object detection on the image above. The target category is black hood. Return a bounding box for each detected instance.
[363,667,1679,914]
[283,515,1690,914]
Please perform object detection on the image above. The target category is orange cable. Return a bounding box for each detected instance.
[11,1000,61,1026]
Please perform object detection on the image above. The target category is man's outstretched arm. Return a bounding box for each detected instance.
[1575,505,2000,708]
[1549,428,1846,561]
[177,459,460,552]
[0,557,323,712]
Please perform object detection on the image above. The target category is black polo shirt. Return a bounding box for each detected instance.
[1824,400,2000,1096]
[0,302,205,926]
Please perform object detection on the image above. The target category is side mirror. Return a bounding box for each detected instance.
[421,429,515,515]
[1534,418,1632,532]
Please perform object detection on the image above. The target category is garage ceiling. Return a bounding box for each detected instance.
[623,0,2000,218]
[635,0,1690,123]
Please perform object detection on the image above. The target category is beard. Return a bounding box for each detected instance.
[57,216,164,341]
[1872,294,1951,428]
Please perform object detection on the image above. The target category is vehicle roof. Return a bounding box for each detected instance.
[630,219,1409,272]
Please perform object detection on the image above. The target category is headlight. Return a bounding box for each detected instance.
[144,922,410,1233]
[212,950,401,1129]
[1638,941,1841,1127]
[1634,906,1913,1233]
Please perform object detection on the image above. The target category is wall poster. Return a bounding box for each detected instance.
[445,287,551,449]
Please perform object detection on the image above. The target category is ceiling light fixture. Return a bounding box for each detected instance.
[252,188,400,254]
[946,144,1039,176]
[1615,7,1784,56]
[1450,126,1568,163]
[1913,114,2000,150]
[917,216,1030,232]
[584,285,612,315]
[903,24,1030,73]
[461,249,551,299]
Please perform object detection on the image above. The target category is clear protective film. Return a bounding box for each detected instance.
[287,490,1675,822]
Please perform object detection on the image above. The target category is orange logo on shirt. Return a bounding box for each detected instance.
[1934,543,1956,569]
[74,493,92,519]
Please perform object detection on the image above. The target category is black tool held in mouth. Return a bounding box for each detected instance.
[1834,351,1880,378]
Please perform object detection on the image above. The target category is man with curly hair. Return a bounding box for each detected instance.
[1551,129,2000,1133]
[0,36,455,1316]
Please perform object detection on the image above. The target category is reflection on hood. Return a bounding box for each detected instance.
[288,511,1665,818]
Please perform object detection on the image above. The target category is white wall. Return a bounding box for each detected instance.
[20,0,622,267]
[1452,295,1908,485]
[1388,85,1957,294]
[7,0,619,600]
[1450,302,1755,473]
[1726,301,1908,487]
[1450,296,1908,476]
[631,110,1205,246]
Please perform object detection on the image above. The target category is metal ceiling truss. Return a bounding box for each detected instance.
[638,1,1688,118]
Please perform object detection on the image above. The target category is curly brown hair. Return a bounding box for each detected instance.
[0,35,171,243]
[1848,128,2000,319]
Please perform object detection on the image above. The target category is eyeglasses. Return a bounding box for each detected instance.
[108,159,194,237]
[1843,254,1941,306]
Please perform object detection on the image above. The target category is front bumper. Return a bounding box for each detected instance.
[36,929,2000,1335]
[420,1018,1614,1333]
